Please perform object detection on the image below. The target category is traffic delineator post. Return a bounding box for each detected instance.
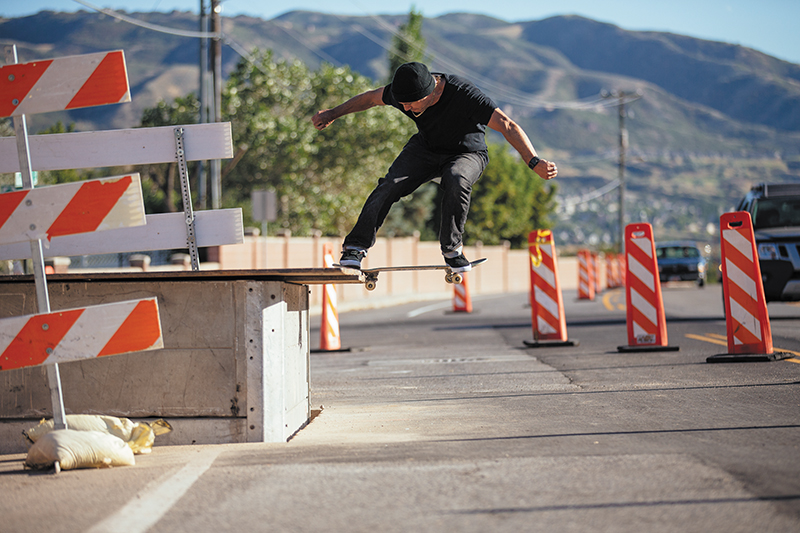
[314,243,349,353]
[452,273,473,313]
[606,253,621,289]
[708,211,790,362]
[592,252,602,295]
[524,230,578,347]
[618,223,679,352]
[577,249,595,300]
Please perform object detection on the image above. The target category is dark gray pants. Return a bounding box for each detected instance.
[343,136,488,254]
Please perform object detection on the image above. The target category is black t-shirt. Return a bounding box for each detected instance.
[382,73,497,154]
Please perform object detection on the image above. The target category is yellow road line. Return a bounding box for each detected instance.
[685,333,727,347]
[685,333,800,362]
[602,289,625,312]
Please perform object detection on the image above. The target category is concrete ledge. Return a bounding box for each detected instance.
[0,273,333,448]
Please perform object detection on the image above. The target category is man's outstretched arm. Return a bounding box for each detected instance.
[312,87,386,130]
[487,108,558,180]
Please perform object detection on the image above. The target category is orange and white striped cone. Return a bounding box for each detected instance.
[618,223,679,352]
[452,273,473,313]
[577,249,595,300]
[708,212,789,362]
[317,243,346,352]
[524,230,578,347]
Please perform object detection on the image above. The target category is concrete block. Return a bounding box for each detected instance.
[0,274,311,451]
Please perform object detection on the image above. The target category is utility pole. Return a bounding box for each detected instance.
[602,90,641,254]
[210,0,222,209]
[198,0,209,209]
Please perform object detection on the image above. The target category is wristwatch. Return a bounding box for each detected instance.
[528,156,541,170]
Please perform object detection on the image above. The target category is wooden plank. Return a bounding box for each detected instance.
[0,174,145,245]
[3,268,367,285]
[0,123,233,173]
[0,208,243,261]
[0,50,130,117]
[0,298,162,371]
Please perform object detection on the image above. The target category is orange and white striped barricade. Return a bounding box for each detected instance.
[0,210,242,261]
[0,298,163,372]
[0,50,130,117]
[0,174,145,245]
[0,46,144,429]
[618,223,679,352]
[524,230,577,347]
[314,243,349,352]
[708,212,790,362]
[0,123,233,174]
[0,123,241,262]
[577,249,595,300]
[452,273,473,313]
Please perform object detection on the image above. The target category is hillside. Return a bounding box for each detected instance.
[2,9,800,245]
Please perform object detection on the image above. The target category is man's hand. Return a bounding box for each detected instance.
[312,88,386,131]
[312,109,334,130]
[533,159,558,180]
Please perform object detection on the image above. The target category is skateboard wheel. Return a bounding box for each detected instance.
[365,280,377,291]
[452,273,463,284]
[445,273,454,284]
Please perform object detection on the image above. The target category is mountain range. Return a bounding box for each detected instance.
[2,9,800,243]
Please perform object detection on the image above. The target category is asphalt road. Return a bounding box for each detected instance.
[1,282,799,533]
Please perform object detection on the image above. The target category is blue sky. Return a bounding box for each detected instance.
[3,0,800,64]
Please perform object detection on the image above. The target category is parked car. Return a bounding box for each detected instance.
[735,183,800,302]
[655,241,707,287]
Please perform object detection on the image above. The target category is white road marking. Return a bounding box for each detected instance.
[87,447,222,533]
[407,300,453,318]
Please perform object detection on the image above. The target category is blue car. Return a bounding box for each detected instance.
[655,241,707,287]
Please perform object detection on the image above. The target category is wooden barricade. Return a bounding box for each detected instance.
[0,45,242,436]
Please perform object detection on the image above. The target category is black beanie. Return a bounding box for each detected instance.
[391,62,435,103]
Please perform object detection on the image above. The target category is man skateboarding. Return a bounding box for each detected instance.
[312,62,557,272]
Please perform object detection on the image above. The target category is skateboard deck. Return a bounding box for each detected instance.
[334,258,487,291]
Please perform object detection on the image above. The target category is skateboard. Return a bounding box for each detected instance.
[335,258,488,291]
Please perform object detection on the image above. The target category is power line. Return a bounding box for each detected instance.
[269,20,342,66]
[561,179,621,208]
[72,0,343,69]
[72,0,221,38]
[341,5,629,112]
[69,1,641,115]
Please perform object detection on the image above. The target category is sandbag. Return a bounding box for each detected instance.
[127,419,173,454]
[25,430,135,471]
[24,414,136,443]
[24,415,172,454]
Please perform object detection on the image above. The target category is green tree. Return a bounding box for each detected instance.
[386,7,427,80]
[223,50,412,235]
[380,7,437,239]
[138,94,200,213]
[462,143,557,248]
